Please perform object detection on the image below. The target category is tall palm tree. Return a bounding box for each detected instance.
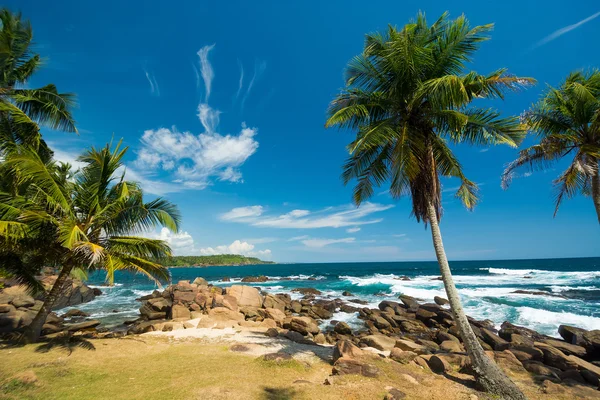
[503,70,600,222]
[326,13,534,399]
[0,8,77,162]
[0,141,181,342]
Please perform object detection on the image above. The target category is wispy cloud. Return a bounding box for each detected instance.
[200,240,272,258]
[346,227,361,233]
[197,44,216,101]
[192,63,200,89]
[301,237,355,248]
[220,202,393,229]
[144,69,160,96]
[533,11,600,49]
[234,59,244,102]
[241,59,267,111]
[288,235,310,241]
[479,148,490,153]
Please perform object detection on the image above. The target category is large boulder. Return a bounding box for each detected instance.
[535,342,579,371]
[291,288,321,296]
[434,296,449,306]
[192,277,209,286]
[208,307,244,322]
[558,325,587,344]
[332,340,364,363]
[481,328,509,351]
[171,304,191,320]
[241,276,268,283]
[395,339,428,355]
[332,357,379,378]
[263,294,286,312]
[390,348,417,364]
[10,295,35,308]
[212,295,238,312]
[289,316,319,335]
[226,285,263,308]
[264,308,286,324]
[333,321,352,335]
[360,334,396,351]
[541,339,587,357]
[398,295,419,309]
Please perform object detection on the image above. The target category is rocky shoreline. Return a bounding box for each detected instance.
[117,277,600,392]
[3,275,600,395]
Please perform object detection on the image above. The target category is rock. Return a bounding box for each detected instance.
[41,323,61,335]
[493,350,525,373]
[384,388,406,400]
[212,294,238,312]
[171,304,191,320]
[226,285,263,308]
[147,297,171,312]
[290,301,302,313]
[289,316,320,335]
[378,301,405,314]
[139,303,166,320]
[334,321,352,335]
[63,309,90,318]
[557,324,587,345]
[541,339,587,357]
[360,334,396,351]
[333,357,379,378]
[263,294,286,312]
[481,328,509,351]
[371,315,392,330]
[339,304,359,313]
[398,295,419,309]
[509,344,544,362]
[263,352,293,362]
[291,287,321,296]
[265,328,279,337]
[342,291,352,296]
[558,369,586,384]
[173,290,196,303]
[314,333,326,344]
[582,330,600,355]
[416,339,440,353]
[45,312,62,325]
[523,361,559,379]
[398,319,429,334]
[401,374,419,385]
[65,320,100,332]
[333,340,364,363]
[221,277,231,282]
[284,330,310,344]
[192,277,209,286]
[566,354,600,381]
[307,305,333,320]
[0,304,15,313]
[241,276,268,283]
[437,331,459,343]
[264,308,286,324]
[208,307,244,322]
[535,342,579,371]
[390,348,417,364]
[414,356,430,370]
[427,355,451,374]
[395,339,428,355]
[10,295,35,308]
[434,296,449,306]
[440,340,464,353]
[511,289,566,298]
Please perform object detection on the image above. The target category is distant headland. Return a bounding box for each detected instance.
[162,255,275,267]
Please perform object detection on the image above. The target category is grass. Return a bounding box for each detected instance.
[1,335,598,400]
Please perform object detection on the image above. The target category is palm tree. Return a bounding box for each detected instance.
[0,141,181,342]
[503,70,600,222]
[326,13,534,399]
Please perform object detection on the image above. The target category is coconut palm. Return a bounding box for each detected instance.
[0,141,180,342]
[503,70,600,222]
[326,13,534,399]
[0,8,77,161]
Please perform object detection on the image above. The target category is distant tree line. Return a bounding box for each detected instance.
[162,254,274,267]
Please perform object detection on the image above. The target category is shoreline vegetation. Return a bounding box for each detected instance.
[163,255,275,268]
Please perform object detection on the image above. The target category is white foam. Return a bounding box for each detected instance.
[516,307,600,334]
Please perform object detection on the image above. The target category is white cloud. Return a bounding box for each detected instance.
[197,44,215,100]
[534,11,600,49]
[392,234,407,238]
[301,237,355,248]
[242,237,278,244]
[134,123,259,189]
[235,59,244,101]
[199,240,272,259]
[221,205,264,221]
[146,227,195,255]
[346,227,361,233]
[288,235,310,241]
[144,69,160,96]
[221,202,393,229]
[479,148,490,153]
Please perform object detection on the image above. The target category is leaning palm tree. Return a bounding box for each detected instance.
[0,141,180,342]
[326,13,534,399]
[503,70,600,222]
[0,8,77,162]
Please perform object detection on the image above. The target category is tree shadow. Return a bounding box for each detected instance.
[261,387,297,400]
[35,334,96,355]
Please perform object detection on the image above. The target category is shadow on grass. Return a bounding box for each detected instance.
[35,334,96,355]
[261,387,297,400]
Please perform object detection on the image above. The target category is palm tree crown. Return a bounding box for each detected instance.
[503,70,600,219]
[326,12,534,220]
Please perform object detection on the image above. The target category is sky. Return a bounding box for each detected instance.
[7,0,600,263]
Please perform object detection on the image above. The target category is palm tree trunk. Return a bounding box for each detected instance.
[425,199,527,400]
[22,263,74,343]
[592,170,600,224]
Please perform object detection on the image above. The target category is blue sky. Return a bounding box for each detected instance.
[8,0,600,262]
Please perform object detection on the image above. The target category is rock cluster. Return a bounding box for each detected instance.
[0,276,99,335]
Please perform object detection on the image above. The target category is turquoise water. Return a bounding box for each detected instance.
[73,257,600,337]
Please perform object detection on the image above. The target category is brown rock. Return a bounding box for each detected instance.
[558,324,586,344]
[192,277,209,286]
[542,339,586,357]
[384,388,406,400]
[440,340,464,353]
[264,308,286,324]
[333,321,352,335]
[171,304,191,320]
[333,357,379,378]
[263,352,293,362]
[263,294,286,312]
[390,348,418,364]
[481,328,509,351]
[208,307,244,322]
[226,285,263,308]
[434,296,449,306]
[65,320,100,332]
[291,287,321,296]
[535,342,579,371]
[265,327,279,337]
[523,360,559,379]
[360,334,396,351]
[395,339,428,354]
[333,340,364,363]
[241,275,268,283]
[427,355,451,374]
[289,316,319,335]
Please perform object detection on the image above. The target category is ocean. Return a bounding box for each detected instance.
[74,257,600,337]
